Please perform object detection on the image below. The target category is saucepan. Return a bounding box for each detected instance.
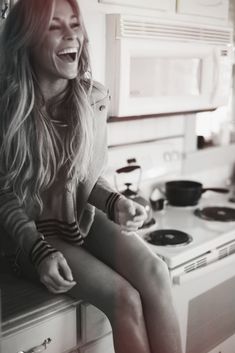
[164,180,229,206]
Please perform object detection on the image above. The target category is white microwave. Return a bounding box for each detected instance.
[105,14,233,118]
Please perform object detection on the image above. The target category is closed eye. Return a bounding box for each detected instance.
[71,23,80,29]
[49,24,61,31]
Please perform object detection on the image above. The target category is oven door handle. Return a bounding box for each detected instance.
[173,253,235,285]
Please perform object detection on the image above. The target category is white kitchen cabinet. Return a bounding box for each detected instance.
[79,333,114,353]
[205,334,235,353]
[177,0,229,20]
[98,0,176,12]
[1,308,77,353]
[80,303,112,343]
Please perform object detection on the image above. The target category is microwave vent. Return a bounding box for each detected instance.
[116,15,232,45]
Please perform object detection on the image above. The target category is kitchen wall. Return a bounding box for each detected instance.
[229,0,235,42]
[196,0,235,145]
[229,0,235,128]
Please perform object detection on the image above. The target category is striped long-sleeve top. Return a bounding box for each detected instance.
[0,82,121,269]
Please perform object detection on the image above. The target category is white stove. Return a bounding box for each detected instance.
[140,192,235,353]
[140,192,235,270]
[106,136,235,353]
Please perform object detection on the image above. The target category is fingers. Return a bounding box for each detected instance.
[59,256,74,282]
[38,252,77,294]
[41,271,76,294]
[121,230,137,237]
[120,217,145,233]
[115,197,148,232]
[42,277,72,294]
[126,220,144,230]
[123,206,147,229]
[125,199,136,216]
[134,203,148,218]
[118,218,144,232]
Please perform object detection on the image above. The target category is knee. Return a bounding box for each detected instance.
[110,283,143,324]
[142,255,171,289]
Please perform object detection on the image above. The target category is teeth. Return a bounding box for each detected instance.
[58,48,78,55]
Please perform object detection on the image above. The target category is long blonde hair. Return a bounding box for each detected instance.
[0,0,94,212]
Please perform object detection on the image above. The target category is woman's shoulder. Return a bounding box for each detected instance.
[91,81,109,105]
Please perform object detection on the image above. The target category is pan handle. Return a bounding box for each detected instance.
[202,187,229,194]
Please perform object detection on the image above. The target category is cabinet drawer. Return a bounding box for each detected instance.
[177,0,229,20]
[80,333,114,353]
[1,308,77,353]
[80,304,112,344]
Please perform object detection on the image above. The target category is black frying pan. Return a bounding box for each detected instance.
[165,180,229,206]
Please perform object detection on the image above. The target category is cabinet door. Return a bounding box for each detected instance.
[98,0,176,12]
[177,0,229,19]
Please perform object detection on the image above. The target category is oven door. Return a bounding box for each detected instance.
[171,253,235,353]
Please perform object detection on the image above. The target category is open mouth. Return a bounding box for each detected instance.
[57,48,78,63]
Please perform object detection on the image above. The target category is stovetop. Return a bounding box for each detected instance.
[139,192,235,270]
[105,136,235,270]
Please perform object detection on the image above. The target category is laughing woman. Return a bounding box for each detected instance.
[0,0,182,352]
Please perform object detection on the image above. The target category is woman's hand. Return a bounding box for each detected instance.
[37,252,76,294]
[115,197,147,234]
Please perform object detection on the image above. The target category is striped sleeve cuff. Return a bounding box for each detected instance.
[30,236,58,268]
[105,192,122,222]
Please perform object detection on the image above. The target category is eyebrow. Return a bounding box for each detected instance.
[52,15,78,21]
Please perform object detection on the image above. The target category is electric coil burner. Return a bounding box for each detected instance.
[194,207,235,222]
[145,229,193,246]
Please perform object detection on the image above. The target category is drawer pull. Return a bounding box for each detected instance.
[17,338,52,353]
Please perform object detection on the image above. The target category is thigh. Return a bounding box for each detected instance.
[84,210,161,288]
[43,236,136,315]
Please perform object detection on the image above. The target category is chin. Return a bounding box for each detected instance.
[66,73,78,80]
[60,70,78,80]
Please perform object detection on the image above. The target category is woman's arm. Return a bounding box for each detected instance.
[88,176,147,231]
[0,189,76,292]
[0,189,57,267]
[87,176,121,220]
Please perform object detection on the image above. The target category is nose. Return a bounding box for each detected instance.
[63,25,77,40]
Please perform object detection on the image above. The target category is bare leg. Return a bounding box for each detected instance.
[83,210,182,353]
[39,237,152,353]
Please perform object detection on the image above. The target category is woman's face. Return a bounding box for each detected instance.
[31,0,84,84]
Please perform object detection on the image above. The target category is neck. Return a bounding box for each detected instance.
[38,77,68,101]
